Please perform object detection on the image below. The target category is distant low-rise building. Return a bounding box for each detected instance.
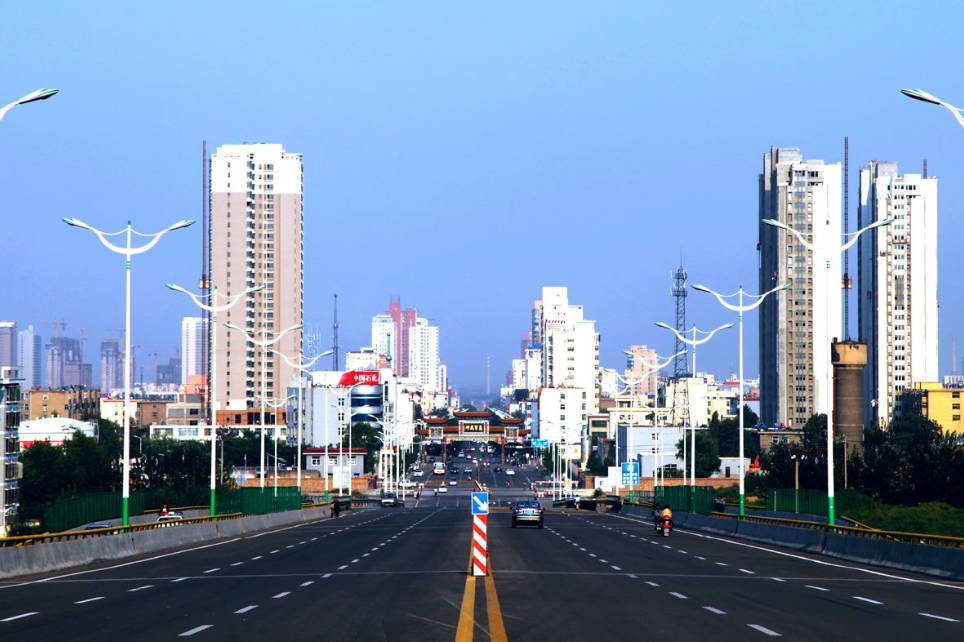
[898,382,964,436]
[23,388,100,421]
[18,417,97,449]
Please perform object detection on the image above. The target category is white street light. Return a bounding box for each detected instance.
[224,321,303,489]
[654,321,733,488]
[65,217,194,525]
[256,394,295,494]
[901,88,964,130]
[0,88,58,123]
[692,282,789,517]
[167,283,263,515]
[762,216,891,525]
[271,348,332,492]
[621,349,685,493]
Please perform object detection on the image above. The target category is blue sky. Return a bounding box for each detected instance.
[2,1,963,394]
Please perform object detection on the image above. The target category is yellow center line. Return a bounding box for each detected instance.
[455,574,476,642]
[484,559,508,642]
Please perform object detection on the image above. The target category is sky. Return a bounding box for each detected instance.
[2,1,964,396]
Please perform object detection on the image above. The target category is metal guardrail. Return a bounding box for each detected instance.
[0,512,244,548]
[708,511,964,549]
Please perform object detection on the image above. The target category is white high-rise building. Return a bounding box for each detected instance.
[409,318,440,392]
[538,287,599,412]
[0,322,15,369]
[371,314,396,370]
[180,317,209,385]
[759,148,842,428]
[17,325,41,389]
[858,161,938,426]
[537,386,588,455]
[209,143,304,410]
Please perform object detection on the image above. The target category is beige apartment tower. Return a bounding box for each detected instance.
[209,144,303,412]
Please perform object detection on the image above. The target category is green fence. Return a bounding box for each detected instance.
[43,491,146,533]
[237,486,302,515]
[767,488,828,515]
[653,486,715,514]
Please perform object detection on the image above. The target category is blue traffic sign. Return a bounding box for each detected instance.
[472,492,489,515]
[531,439,550,448]
[621,461,639,485]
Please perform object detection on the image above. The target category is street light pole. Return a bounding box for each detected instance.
[0,88,58,123]
[224,322,303,490]
[654,322,733,488]
[65,217,194,526]
[272,349,331,492]
[901,88,964,130]
[692,282,790,518]
[256,395,295,495]
[762,217,891,525]
[167,283,263,516]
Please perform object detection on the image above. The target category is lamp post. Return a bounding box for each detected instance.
[65,217,194,525]
[224,322,303,489]
[0,88,58,123]
[901,88,964,130]
[692,282,790,518]
[272,349,332,492]
[167,283,263,516]
[255,394,295,494]
[622,350,684,494]
[762,217,891,525]
[654,322,733,488]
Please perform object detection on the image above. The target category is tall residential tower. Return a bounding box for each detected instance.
[858,161,938,426]
[759,147,842,428]
[209,143,304,411]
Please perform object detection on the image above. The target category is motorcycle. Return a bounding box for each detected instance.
[661,517,673,537]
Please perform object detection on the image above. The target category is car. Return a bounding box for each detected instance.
[381,492,400,507]
[448,479,457,486]
[512,500,544,528]
[413,470,424,477]
[399,480,416,489]
[464,467,473,473]
[438,485,449,493]
[505,469,516,476]
[157,511,184,522]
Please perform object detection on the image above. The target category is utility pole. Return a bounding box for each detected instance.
[332,293,339,370]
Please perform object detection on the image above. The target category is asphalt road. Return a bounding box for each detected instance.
[2,498,962,640]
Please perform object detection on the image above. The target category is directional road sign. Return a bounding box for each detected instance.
[531,439,550,448]
[471,492,489,515]
[621,461,639,486]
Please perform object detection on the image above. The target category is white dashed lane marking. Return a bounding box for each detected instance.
[1,612,38,622]
[172,577,188,583]
[703,606,726,615]
[235,606,258,614]
[74,597,104,604]
[203,568,220,574]
[300,581,314,587]
[669,592,688,599]
[747,624,781,637]
[230,562,244,567]
[272,592,290,599]
[852,596,883,605]
[805,585,829,592]
[645,581,660,587]
[179,625,213,637]
[128,585,153,592]
[738,569,755,575]
[919,612,959,623]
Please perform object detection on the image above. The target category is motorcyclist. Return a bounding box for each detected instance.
[660,504,673,530]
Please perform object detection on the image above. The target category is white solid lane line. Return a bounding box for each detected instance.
[1,612,38,622]
[273,592,290,599]
[747,624,781,637]
[919,612,959,623]
[703,606,727,615]
[75,597,105,604]
[179,625,213,637]
[852,596,883,605]
[235,606,258,614]
[805,585,829,592]
[128,585,154,592]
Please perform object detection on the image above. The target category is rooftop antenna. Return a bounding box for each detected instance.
[332,293,339,370]
[672,256,687,377]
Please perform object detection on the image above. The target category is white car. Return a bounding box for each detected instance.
[381,492,400,507]
[506,469,516,476]
[399,480,416,489]
[413,470,424,478]
[438,485,449,493]
[448,479,457,486]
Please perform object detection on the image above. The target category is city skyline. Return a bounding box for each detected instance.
[3,3,964,392]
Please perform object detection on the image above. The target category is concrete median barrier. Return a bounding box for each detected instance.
[736,520,826,552]
[684,513,738,535]
[822,532,964,580]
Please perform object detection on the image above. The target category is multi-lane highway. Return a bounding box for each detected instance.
[2,468,962,640]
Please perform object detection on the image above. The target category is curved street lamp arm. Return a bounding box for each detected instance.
[166,283,264,312]
[255,394,296,409]
[902,89,964,129]
[127,220,195,255]
[654,321,733,346]
[693,283,790,313]
[840,218,894,252]
[762,218,814,252]
[640,350,687,373]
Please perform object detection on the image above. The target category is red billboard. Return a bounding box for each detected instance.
[337,370,380,387]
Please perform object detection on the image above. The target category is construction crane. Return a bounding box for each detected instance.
[40,320,67,339]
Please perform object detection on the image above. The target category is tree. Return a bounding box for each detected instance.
[707,406,760,459]
[675,431,721,477]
